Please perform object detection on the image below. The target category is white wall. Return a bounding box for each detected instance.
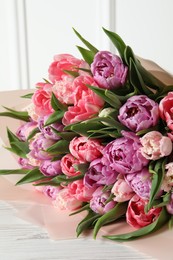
[115,0,173,74]
[0,0,173,91]
[0,0,115,91]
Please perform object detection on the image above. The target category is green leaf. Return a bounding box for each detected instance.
[147,158,166,211]
[136,126,159,136]
[124,45,137,65]
[76,46,94,64]
[93,202,127,238]
[73,28,98,54]
[154,85,173,102]
[20,93,34,99]
[129,58,153,96]
[44,111,64,126]
[65,121,103,137]
[7,128,20,144]
[63,70,79,77]
[16,168,46,185]
[168,216,173,229]
[123,45,165,92]
[27,127,40,141]
[0,107,30,122]
[87,85,121,109]
[33,178,62,187]
[4,146,27,158]
[6,128,30,158]
[104,207,170,241]
[76,210,100,237]
[102,27,126,61]
[69,204,90,216]
[43,78,51,84]
[53,173,84,186]
[51,93,67,112]
[136,61,165,90]
[11,141,29,154]
[51,127,77,141]
[0,169,28,175]
[46,139,69,154]
[73,163,89,174]
[153,193,171,208]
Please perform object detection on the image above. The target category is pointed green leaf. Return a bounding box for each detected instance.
[93,202,127,238]
[51,127,77,141]
[69,204,90,216]
[33,174,68,187]
[43,78,51,84]
[168,215,173,229]
[51,93,67,112]
[147,158,166,211]
[76,46,94,64]
[129,58,153,96]
[136,61,165,90]
[0,169,28,175]
[16,168,46,185]
[4,146,27,158]
[11,141,29,154]
[51,173,84,186]
[0,106,30,122]
[73,163,89,174]
[46,139,69,154]
[153,192,171,208]
[44,111,64,126]
[65,121,103,137]
[7,128,20,144]
[73,28,98,54]
[104,207,169,241]
[6,128,29,157]
[87,85,121,109]
[63,69,79,77]
[20,93,34,99]
[27,127,40,141]
[76,210,100,237]
[124,45,137,66]
[102,27,126,61]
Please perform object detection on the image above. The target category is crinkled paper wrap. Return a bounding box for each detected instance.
[0,59,173,260]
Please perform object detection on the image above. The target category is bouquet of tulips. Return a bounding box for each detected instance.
[1,28,173,241]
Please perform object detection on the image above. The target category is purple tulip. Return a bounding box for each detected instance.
[102,131,149,174]
[90,186,116,215]
[29,133,55,160]
[84,158,118,188]
[91,51,128,89]
[166,193,173,214]
[39,159,62,176]
[125,168,152,200]
[43,185,62,200]
[38,116,64,140]
[16,121,37,141]
[118,95,159,132]
[18,157,34,170]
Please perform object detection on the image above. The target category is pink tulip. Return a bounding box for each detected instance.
[159,92,173,130]
[48,54,89,83]
[69,136,103,162]
[126,195,161,229]
[111,175,134,202]
[32,82,53,117]
[53,187,82,211]
[140,131,172,160]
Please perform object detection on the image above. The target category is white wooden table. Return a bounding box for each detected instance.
[0,202,154,260]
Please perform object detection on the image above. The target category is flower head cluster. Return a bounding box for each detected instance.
[2,28,173,242]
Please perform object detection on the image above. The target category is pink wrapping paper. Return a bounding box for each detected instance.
[0,59,173,259]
